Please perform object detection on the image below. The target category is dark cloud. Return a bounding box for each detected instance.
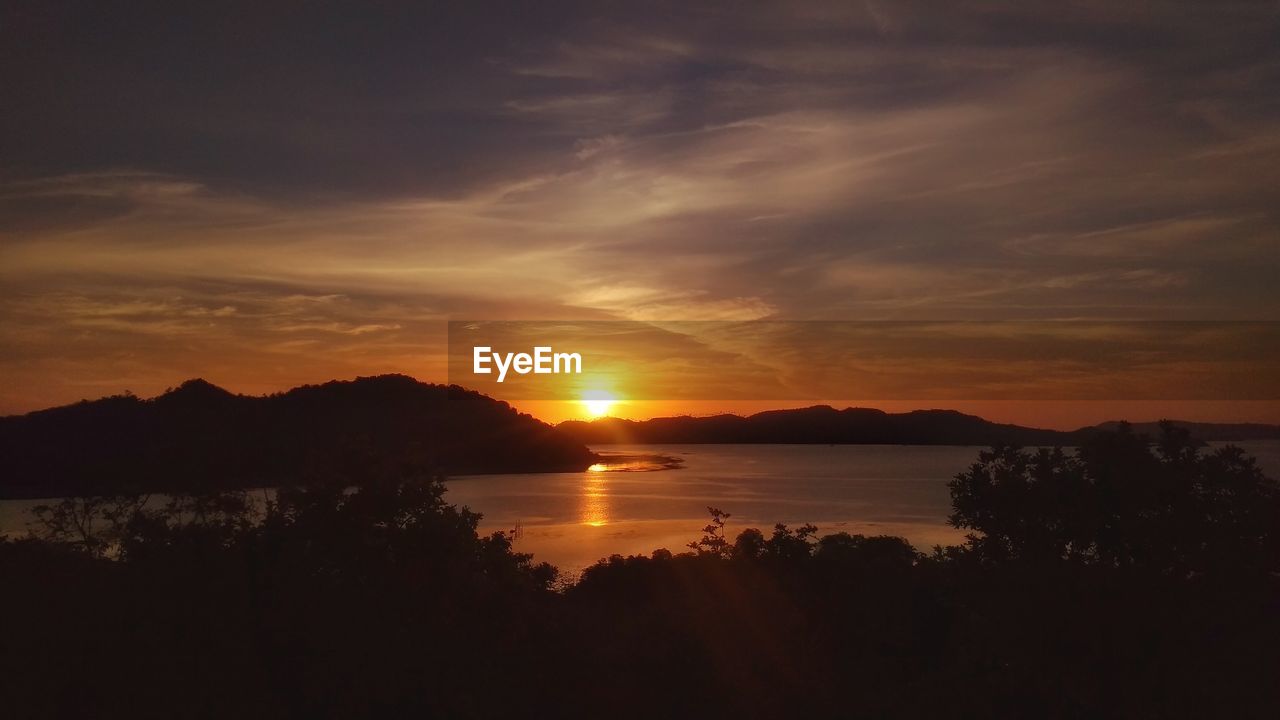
[1,1,1277,410]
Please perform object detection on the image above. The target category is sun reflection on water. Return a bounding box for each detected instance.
[577,453,683,527]
[579,471,609,527]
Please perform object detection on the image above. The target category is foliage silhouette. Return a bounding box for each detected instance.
[949,422,1280,575]
[1,424,1277,718]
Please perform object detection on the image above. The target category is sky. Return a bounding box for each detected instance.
[1,1,1278,425]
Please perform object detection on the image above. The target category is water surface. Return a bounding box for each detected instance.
[6,441,1278,576]
[446,441,1280,573]
[451,444,982,573]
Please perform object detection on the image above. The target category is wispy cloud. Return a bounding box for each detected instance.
[1,1,1277,411]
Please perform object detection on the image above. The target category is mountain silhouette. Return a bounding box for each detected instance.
[0,375,596,499]
[557,405,1280,445]
[1087,420,1280,441]
[5,383,1276,500]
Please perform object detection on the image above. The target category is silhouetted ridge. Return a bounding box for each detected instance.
[1086,419,1280,441]
[559,405,1071,445]
[162,378,236,399]
[559,406,1280,445]
[0,375,595,499]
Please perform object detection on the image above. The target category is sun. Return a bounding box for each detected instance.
[579,390,617,418]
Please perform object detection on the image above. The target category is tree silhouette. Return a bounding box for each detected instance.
[949,422,1280,575]
[3,424,1278,718]
[688,506,732,557]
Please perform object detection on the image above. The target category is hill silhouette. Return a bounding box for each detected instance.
[0,375,596,499]
[558,406,1280,445]
[6,385,1277,500]
[1088,419,1280,441]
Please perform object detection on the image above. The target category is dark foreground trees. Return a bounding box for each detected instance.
[1,425,1277,719]
[949,422,1279,575]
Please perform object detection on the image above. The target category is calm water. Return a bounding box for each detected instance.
[5,442,1279,576]
[447,444,978,574]
[449,441,1280,573]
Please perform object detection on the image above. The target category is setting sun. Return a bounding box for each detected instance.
[580,390,617,418]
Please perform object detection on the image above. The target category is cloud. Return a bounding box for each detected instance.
[0,1,1277,410]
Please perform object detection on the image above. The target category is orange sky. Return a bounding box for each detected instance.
[2,3,1277,423]
[521,399,1280,430]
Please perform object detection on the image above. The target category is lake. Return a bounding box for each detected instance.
[446,444,977,574]
[5,441,1279,576]
[447,440,1280,574]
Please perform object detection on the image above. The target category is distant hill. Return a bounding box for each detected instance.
[0,376,596,499]
[558,406,1280,446]
[1086,420,1280,442]
[558,407,1071,446]
[5,384,1275,499]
